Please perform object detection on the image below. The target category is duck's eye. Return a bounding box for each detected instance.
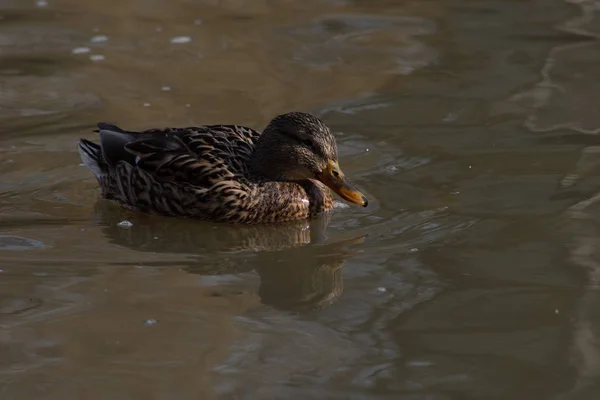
[302,139,313,148]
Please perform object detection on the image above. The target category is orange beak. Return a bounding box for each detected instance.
[316,160,368,207]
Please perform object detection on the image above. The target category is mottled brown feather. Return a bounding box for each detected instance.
[79,119,335,223]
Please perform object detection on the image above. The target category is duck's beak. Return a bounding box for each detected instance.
[317,160,368,207]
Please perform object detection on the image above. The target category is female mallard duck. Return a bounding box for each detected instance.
[78,111,368,224]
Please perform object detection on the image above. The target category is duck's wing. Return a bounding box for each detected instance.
[94,123,261,188]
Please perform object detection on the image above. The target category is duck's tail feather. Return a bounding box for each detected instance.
[98,128,138,167]
[94,122,127,133]
[78,138,105,178]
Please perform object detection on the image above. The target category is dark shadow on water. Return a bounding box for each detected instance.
[95,200,365,313]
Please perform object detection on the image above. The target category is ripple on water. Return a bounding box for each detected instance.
[0,75,100,118]
[281,14,437,72]
[0,235,50,251]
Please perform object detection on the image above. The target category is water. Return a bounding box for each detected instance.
[1,0,600,398]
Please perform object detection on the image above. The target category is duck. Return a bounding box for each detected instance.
[78,111,368,224]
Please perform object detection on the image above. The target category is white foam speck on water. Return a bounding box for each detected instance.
[333,201,350,209]
[89,54,105,62]
[194,19,202,25]
[155,26,163,32]
[161,86,171,91]
[185,104,191,107]
[170,36,192,44]
[117,220,133,228]
[143,319,158,326]
[36,0,48,8]
[443,111,459,122]
[143,102,151,107]
[90,35,108,43]
[72,47,90,54]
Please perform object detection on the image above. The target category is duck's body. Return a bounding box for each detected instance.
[78,112,367,224]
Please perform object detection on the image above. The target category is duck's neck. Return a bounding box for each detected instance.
[249,151,284,181]
[249,135,295,181]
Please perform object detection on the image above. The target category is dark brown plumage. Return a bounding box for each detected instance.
[78,112,367,224]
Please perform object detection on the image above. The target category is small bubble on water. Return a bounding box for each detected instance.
[153,236,159,240]
[36,0,48,7]
[89,54,105,62]
[0,269,4,273]
[90,35,108,43]
[555,308,560,314]
[117,220,133,228]
[365,148,370,152]
[144,319,158,326]
[170,36,192,44]
[408,248,419,253]
[185,103,191,107]
[194,19,203,25]
[376,287,387,293]
[143,102,151,107]
[155,26,163,32]
[72,47,91,54]
[161,86,171,91]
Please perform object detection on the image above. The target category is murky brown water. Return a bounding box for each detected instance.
[2,0,600,398]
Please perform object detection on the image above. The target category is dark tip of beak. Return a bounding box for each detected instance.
[362,196,368,207]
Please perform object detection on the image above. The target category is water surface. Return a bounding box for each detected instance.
[2,0,600,398]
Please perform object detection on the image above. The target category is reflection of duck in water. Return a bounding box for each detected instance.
[254,249,347,313]
[97,202,363,312]
[79,112,367,223]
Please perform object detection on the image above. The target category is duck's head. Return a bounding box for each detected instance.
[251,112,368,207]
